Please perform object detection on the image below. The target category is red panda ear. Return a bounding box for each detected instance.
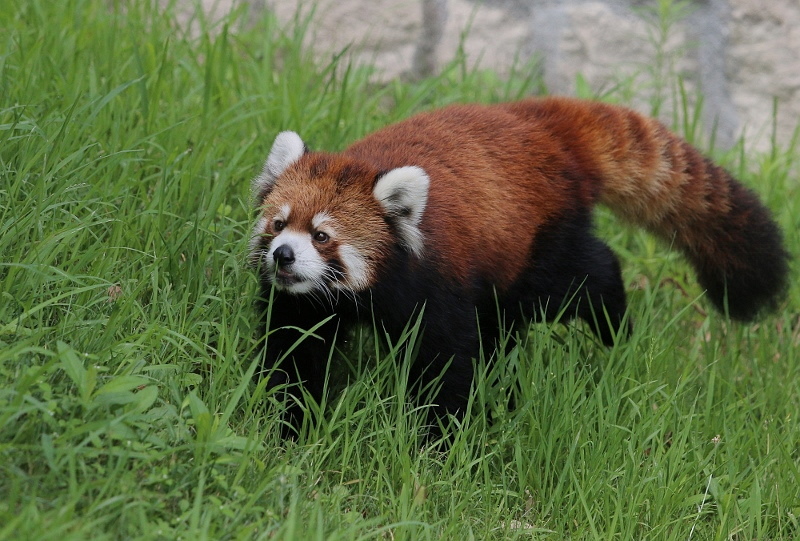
[373,166,430,257]
[251,131,307,203]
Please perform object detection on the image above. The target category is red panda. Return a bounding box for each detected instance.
[249,96,789,437]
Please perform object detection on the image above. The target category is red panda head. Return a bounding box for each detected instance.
[250,131,430,296]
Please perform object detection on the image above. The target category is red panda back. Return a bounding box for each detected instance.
[345,97,788,319]
[345,104,579,288]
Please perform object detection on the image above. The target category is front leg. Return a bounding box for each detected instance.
[257,294,338,438]
[407,304,480,437]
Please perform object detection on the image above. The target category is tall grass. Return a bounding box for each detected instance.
[1,0,798,539]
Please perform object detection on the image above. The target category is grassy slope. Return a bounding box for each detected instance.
[1,1,798,539]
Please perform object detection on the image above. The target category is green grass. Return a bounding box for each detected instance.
[1,0,798,539]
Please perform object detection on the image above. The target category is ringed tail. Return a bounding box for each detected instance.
[505,97,790,320]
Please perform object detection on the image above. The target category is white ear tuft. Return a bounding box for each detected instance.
[251,131,306,202]
[373,166,430,257]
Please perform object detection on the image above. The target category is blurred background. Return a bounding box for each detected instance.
[182,0,799,154]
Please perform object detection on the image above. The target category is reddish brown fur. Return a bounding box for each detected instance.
[263,155,393,283]
[499,99,730,253]
[257,96,786,312]
[253,96,788,438]
[338,97,778,291]
[345,101,572,289]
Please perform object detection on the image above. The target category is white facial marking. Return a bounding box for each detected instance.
[278,204,291,222]
[311,211,334,230]
[251,131,306,201]
[252,217,372,294]
[337,244,370,290]
[267,230,327,294]
[373,165,430,258]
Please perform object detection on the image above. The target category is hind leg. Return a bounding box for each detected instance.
[512,219,630,346]
[571,236,629,345]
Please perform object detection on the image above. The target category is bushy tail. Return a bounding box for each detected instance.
[515,97,790,319]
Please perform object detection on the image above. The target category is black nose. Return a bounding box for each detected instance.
[272,244,295,266]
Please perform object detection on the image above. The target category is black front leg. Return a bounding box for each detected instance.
[256,294,338,438]
[406,303,481,438]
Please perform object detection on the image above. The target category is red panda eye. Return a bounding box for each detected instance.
[313,231,329,243]
[274,220,285,231]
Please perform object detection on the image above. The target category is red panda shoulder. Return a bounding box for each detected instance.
[344,104,582,288]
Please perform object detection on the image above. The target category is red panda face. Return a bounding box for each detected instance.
[249,131,430,297]
[250,202,353,295]
[251,186,382,296]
